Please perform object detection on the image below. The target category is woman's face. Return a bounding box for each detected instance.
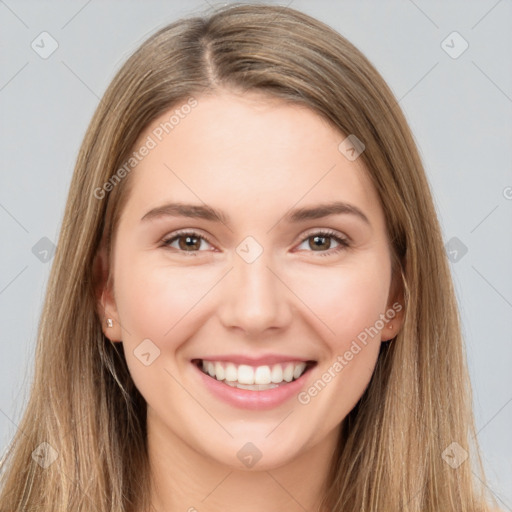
[100,90,402,470]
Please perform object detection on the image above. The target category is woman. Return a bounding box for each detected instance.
[0,4,497,511]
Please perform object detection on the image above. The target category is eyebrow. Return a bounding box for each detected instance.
[140,201,370,226]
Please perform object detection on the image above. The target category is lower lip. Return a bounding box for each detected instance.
[192,362,314,410]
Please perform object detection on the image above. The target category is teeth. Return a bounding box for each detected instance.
[238,365,254,384]
[214,362,225,381]
[200,360,308,385]
[254,365,271,384]
[283,363,294,382]
[271,364,283,383]
[293,363,305,380]
[225,363,238,382]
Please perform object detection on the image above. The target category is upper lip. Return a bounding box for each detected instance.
[193,354,316,366]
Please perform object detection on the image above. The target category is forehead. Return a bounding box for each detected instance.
[122,91,384,229]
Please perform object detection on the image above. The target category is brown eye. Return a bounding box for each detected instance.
[162,231,213,254]
[178,235,202,251]
[309,235,332,251]
[296,230,349,256]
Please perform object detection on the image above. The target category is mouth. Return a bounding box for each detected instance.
[191,358,317,391]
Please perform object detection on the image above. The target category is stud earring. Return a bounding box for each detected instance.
[106,318,113,328]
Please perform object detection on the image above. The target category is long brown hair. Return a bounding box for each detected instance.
[0,4,494,511]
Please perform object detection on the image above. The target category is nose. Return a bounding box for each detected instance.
[216,251,293,337]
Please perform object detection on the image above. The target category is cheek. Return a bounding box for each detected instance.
[286,253,391,352]
[113,250,215,347]
[112,251,219,408]
[289,258,390,424]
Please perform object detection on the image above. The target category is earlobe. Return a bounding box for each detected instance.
[99,290,123,342]
[103,313,122,342]
[381,303,405,342]
[381,315,401,342]
[381,270,406,342]
[92,241,123,342]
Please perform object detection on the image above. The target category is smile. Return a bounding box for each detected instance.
[194,359,315,390]
[191,357,317,409]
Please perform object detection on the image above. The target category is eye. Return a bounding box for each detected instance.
[162,230,214,255]
[161,229,349,257]
[296,230,350,256]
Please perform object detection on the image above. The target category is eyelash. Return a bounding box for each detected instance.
[161,229,350,257]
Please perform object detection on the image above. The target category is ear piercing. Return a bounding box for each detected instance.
[106,317,395,331]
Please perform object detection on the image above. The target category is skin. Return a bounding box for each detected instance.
[96,89,404,512]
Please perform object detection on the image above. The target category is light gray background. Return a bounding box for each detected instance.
[1,0,511,506]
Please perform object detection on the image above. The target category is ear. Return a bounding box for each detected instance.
[381,267,406,342]
[92,238,123,342]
